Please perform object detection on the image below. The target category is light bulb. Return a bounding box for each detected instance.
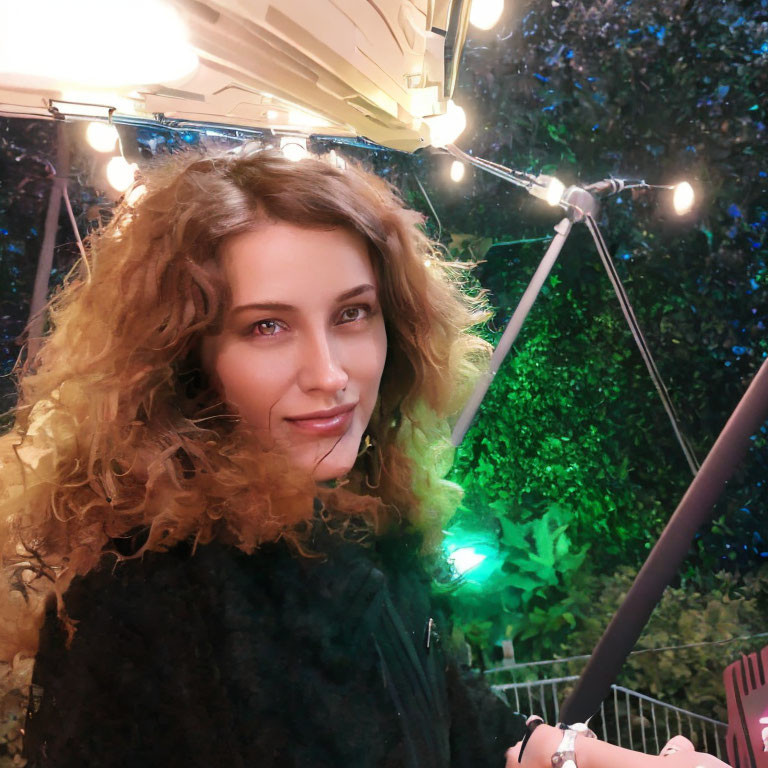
[673,182,694,215]
[531,174,566,206]
[450,160,466,183]
[106,156,138,192]
[448,547,487,576]
[281,142,308,162]
[328,149,346,170]
[469,0,504,30]
[425,100,467,148]
[546,177,566,206]
[86,122,119,153]
[0,0,198,89]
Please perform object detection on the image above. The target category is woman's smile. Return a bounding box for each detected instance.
[284,402,357,436]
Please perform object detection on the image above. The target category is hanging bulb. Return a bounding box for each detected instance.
[531,174,566,206]
[280,136,309,162]
[469,0,504,30]
[450,160,466,182]
[545,177,566,206]
[0,0,198,89]
[425,100,467,148]
[86,122,119,152]
[672,182,695,215]
[106,156,138,192]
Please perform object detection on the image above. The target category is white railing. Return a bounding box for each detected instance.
[491,675,727,761]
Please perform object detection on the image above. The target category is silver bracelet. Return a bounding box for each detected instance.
[551,722,597,768]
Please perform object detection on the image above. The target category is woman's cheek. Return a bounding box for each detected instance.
[217,347,285,429]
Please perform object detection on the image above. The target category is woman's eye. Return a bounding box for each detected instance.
[339,305,369,324]
[251,319,283,337]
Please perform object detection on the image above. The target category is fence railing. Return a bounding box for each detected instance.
[491,675,728,760]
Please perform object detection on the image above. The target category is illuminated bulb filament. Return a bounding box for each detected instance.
[106,156,138,192]
[280,135,309,162]
[469,0,504,30]
[450,160,466,183]
[546,177,566,206]
[531,174,566,206]
[86,122,119,153]
[449,547,487,575]
[425,100,467,148]
[673,182,695,215]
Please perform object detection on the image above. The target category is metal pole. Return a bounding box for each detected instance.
[560,353,768,723]
[26,121,70,361]
[451,217,573,446]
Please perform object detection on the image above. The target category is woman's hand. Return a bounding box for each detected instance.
[655,735,731,767]
[505,726,732,768]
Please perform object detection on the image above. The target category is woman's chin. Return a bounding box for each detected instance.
[304,442,358,482]
[286,432,363,483]
[310,457,355,483]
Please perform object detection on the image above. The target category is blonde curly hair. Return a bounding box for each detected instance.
[0,146,490,662]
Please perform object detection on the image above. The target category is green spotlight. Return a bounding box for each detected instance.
[448,547,487,575]
[443,530,501,585]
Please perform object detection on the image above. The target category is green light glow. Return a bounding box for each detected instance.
[443,527,501,586]
[448,546,488,575]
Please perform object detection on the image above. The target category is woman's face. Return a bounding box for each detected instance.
[202,222,388,481]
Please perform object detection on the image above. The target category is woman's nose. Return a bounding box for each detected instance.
[297,331,349,394]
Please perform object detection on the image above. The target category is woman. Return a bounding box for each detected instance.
[0,147,726,767]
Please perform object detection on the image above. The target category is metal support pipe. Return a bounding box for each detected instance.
[26,121,69,361]
[560,353,768,723]
[451,217,573,446]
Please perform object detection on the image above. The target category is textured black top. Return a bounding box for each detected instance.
[24,521,525,767]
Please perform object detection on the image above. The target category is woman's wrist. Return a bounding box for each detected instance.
[519,724,571,768]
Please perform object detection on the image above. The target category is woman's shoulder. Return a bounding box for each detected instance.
[63,520,396,605]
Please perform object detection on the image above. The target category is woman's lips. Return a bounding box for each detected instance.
[285,407,355,436]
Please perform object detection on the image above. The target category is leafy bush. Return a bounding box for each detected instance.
[561,566,768,721]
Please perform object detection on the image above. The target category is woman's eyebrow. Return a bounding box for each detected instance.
[231,283,377,314]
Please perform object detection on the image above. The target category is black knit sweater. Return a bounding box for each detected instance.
[24,522,525,767]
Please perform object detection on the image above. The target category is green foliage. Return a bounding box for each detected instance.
[562,565,768,721]
[444,501,589,662]
[438,0,768,671]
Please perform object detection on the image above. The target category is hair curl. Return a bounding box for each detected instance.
[0,147,490,662]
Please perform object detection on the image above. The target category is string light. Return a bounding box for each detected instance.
[673,182,695,215]
[328,149,346,170]
[0,0,198,89]
[280,136,309,162]
[86,122,118,153]
[530,174,566,206]
[469,0,505,30]
[545,177,566,206]
[450,160,466,182]
[106,156,138,192]
[425,100,467,148]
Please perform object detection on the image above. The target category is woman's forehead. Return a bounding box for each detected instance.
[220,222,378,307]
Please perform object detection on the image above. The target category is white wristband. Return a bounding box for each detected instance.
[551,722,597,768]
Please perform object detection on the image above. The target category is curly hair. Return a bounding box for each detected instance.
[0,147,490,661]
